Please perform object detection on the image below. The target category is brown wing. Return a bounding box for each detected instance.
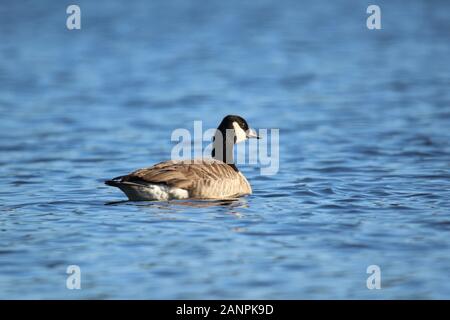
[119,159,246,193]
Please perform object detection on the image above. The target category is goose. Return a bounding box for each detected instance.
[105,115,259,201]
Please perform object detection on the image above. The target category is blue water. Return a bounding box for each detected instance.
[1,0,450,299]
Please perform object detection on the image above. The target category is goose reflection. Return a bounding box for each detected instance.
[105,198,248,209]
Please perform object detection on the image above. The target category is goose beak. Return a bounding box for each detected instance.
[246,128,260,139]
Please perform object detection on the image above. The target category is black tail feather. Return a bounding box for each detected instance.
[105,179,121,187]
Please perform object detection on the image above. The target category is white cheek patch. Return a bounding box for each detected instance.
[233,121,247,143]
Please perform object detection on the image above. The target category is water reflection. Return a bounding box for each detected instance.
[105,198,247,209]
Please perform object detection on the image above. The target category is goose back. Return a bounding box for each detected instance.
[118,159,252,199]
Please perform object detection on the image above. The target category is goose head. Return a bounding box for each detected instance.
[216,115,260,144]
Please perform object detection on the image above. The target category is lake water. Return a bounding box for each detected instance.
[1,0,450,299]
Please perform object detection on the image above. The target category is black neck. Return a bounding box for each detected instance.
[211,129,238,171]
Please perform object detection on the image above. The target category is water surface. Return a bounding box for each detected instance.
[1,0,450,299]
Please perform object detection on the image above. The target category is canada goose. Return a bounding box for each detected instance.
[105,115,259,201]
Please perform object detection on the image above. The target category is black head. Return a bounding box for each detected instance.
[215,115,259,144]
[213,115,259,148]
[212,115,259,167]
[217,115,249,132]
